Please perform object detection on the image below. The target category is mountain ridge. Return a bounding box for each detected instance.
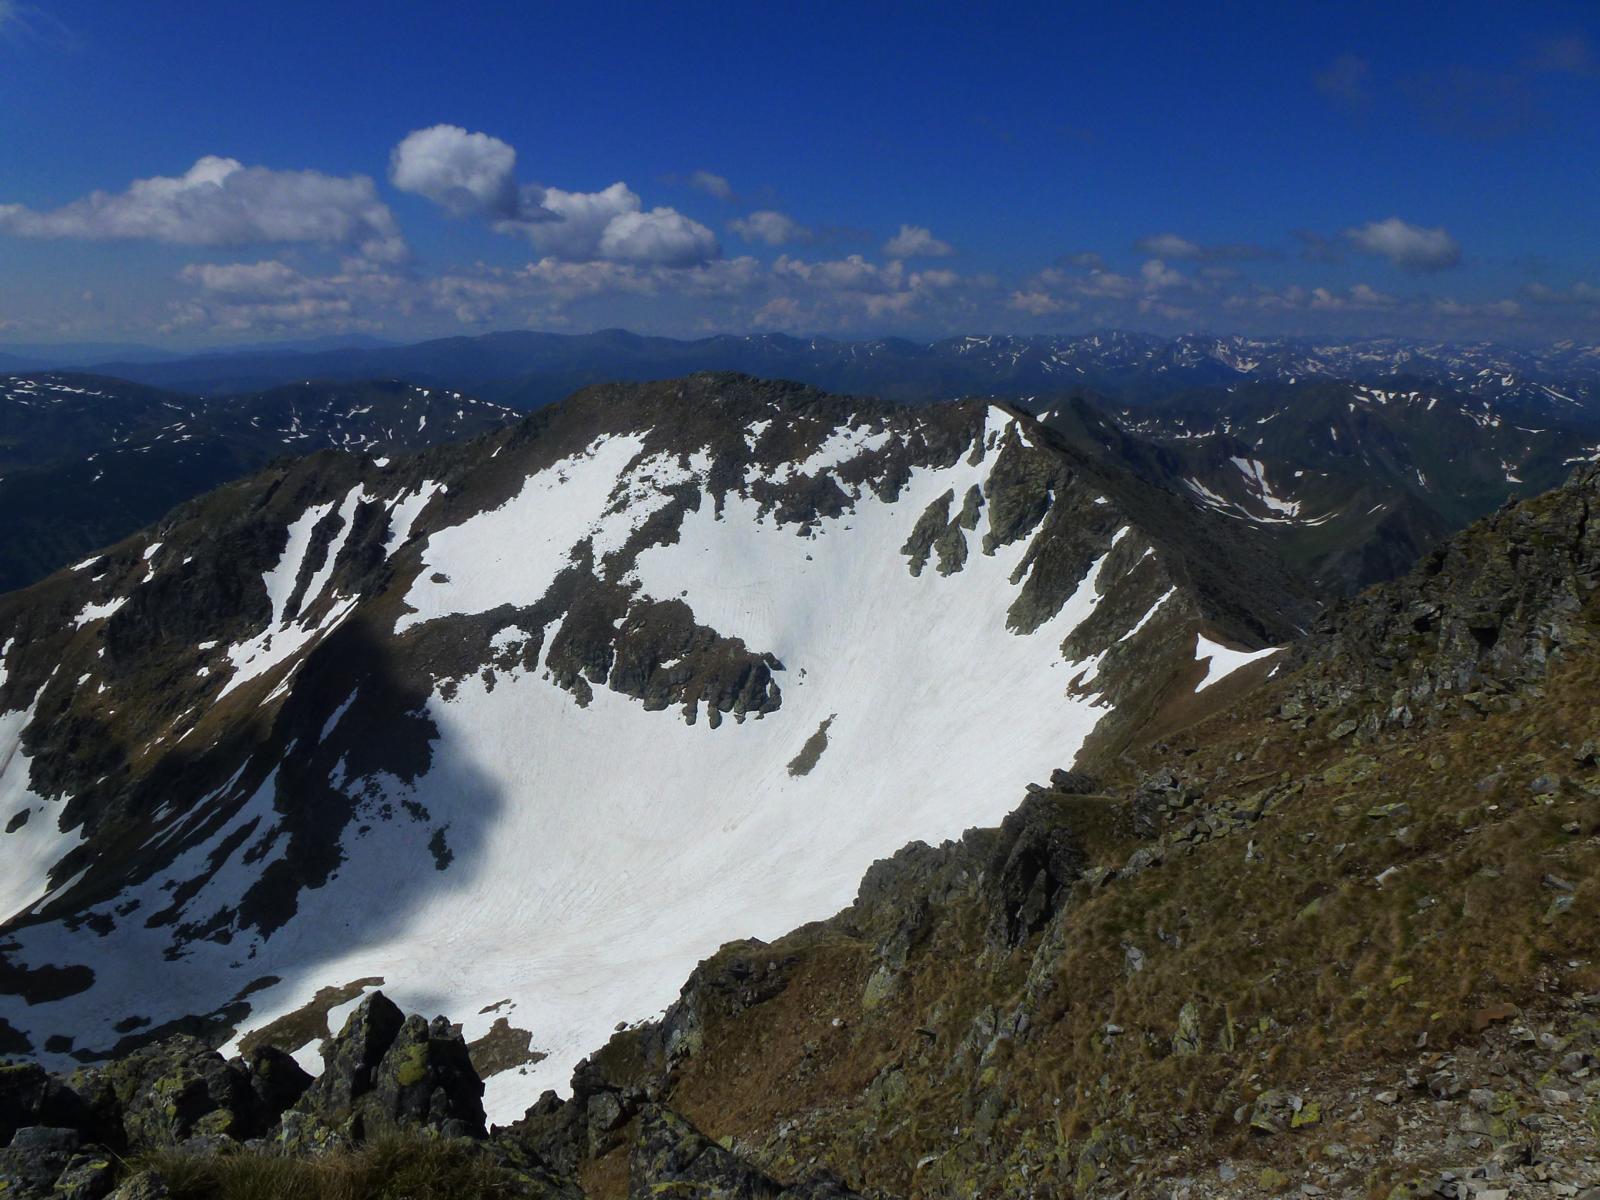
[0,373,1307,1123]
[2,395,1598,1198]
[77,330,1600,421]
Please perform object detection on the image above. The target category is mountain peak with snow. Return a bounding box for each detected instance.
[0,373,1307,1119]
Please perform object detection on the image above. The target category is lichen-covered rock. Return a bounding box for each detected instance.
[73,1035,271,1150]
[483,1123,586,1200]
[289,990,405,1131]
[241,1043,313,1117]
[282,992,485,1148]
[106,1171,171,1200]
[49,1150,118,1200]
[359,1013,485,1138]
[628,1106,869,1199]
[493,1091,584,1178]
[1172,1001,1204,1056]
[0,1127,115,1200]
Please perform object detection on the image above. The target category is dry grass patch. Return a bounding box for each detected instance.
[147,1134,523,1200]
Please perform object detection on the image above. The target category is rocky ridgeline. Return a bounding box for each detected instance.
[1284,463,1600,736]
[0,991,861,1199]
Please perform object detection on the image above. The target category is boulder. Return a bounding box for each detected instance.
[1171,1002,1204,1056]
[1049,768,1098,794]
[49,1151,118,1200]
[107,1172,171,1200]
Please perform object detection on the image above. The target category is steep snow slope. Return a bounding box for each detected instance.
[0,375,1305,1120]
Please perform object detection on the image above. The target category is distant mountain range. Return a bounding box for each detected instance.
[1031,377,1600,592]
[0,335,398,373]
[6,327,1600,598]
[46,329,1600,423]
[0,375,518,593]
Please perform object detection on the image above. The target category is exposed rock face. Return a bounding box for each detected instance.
[629,1106,868,1200]
[983,792,1088,946]
[0,994,877,1198]
[1289,462,1600,730]
[282,993,486,1150]
[289,990,405,1132]
[0,1126,117,1200]
[71,1034,294,1148]
[242,1044,313,1120]
[361,1013,487,1137]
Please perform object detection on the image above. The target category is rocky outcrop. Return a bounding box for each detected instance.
[72,1034,301,1149]
[280,993,486,1150]
[0,1127,116,1200]
[0,1061,92,1149]
[1,991,884,1197]
[1290,463,1600,726]
[629,1106,868,1200]
[0,992,513,1196]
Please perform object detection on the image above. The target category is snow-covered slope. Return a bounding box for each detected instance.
[0,374,1306,1119]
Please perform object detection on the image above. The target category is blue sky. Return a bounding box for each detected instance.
[1,0,1598,347]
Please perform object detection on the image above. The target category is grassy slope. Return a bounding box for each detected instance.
[554,478,1600,1198]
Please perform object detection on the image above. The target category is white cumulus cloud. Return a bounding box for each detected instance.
[598,207,721,268]
[390,124,522,218]
[883,224,954,258]
[1134,233,1203,259]
[1008,290,1075,316]
[1524,280,1600,305]
[1344,217,1462,270]
[167,257,404,334]
[510,183,720,266]
[391,125,719,268]
[1139,258,1192,290]
[0,156,406,262]
[728,210,811,246]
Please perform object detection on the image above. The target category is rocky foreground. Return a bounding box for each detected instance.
[0,988,864,1199]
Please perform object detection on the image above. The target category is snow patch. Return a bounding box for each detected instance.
[1194,633,1279,692]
